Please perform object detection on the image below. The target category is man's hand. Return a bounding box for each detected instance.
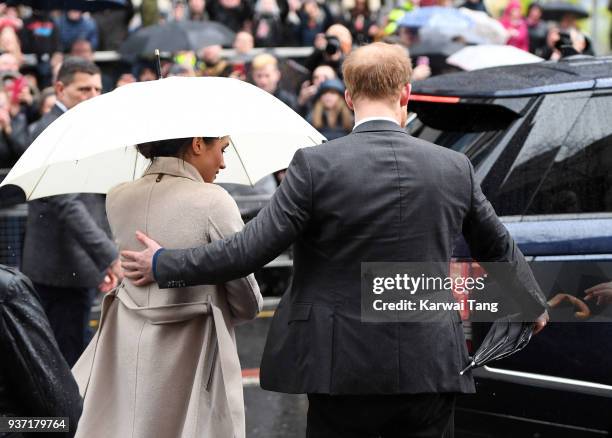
[533,310,549,335]
[98,258,122,293]
[585,281,612,306]
[120,231,162,287]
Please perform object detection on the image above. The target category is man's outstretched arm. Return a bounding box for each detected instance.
[461,156,549,333]
[122,148,313,287]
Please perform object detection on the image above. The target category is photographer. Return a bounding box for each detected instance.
[295,0,335,46]
[253,0,284,47]
[304,24,353,78]
[543,26,591,61]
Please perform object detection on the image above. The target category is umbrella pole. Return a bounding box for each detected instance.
[460,359,476,375]
[154,49,162,79]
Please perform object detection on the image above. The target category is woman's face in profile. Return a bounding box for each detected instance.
[195,137,230,183]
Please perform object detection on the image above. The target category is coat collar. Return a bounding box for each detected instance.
[351,119,407,135]
[51,103,66,118]
[143,157,204,183]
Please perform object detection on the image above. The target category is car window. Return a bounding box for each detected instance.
[487,91,595,216]
[407,101,518,169]
[524,94,612,214]
[408,121,503,168]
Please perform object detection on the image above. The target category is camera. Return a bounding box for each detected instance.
[324,35,341,56]
[554,31,572,51]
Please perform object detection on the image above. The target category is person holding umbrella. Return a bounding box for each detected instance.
[72,136,262,438]
[122,42,549,437]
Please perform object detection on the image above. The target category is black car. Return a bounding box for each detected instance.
[409,56,612,437]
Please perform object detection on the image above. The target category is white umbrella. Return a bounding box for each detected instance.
[446,45,544,71]
[458,8,509,45]
[0,76,326,200]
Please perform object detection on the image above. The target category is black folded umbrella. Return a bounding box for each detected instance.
[120,21,235,59]
[460,314,534,375]
[541,2,589,21]
[2,0,127,11]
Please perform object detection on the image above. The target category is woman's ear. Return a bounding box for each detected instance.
[191,137,203,155]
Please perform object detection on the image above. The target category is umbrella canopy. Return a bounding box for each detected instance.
[460,314,534,375]
[2,0,126,11]
[447,44,544,71]
[398,6,473,32]
[0,77,325,201]
[397,6,473,29]
[120,21,235,59]
[540,2,589,21]
[408,38,466,73]
[459,8,508,45]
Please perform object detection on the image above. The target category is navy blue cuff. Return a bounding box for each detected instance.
[152,248,165,282]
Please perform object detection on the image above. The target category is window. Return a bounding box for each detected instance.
[491,93,612,216]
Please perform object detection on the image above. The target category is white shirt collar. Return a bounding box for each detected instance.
[353,117,400,130]
[55,101,68,113]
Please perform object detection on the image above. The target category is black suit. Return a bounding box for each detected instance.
[21,104,117,366]
[156,120,547,434]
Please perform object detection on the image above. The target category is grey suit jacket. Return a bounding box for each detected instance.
[21,105,117,288]
[156,120,548,395]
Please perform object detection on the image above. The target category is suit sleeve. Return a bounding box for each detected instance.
[208,190,263,324]
[156,147,313,288]
[461,156,548,317]
[47,194,118,273]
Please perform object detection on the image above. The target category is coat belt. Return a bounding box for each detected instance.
[80,284,245,438]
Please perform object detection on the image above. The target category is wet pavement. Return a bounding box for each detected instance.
[236,305,308,438]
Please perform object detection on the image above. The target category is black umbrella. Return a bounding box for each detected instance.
[460,314,534,375]
[540,2,589,21]
[408,39,466,74]
[119,21,235,59]
[2,0,127,11]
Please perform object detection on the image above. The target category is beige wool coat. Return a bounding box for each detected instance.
[72,157,262,438]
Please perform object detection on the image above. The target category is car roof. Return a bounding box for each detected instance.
[412,55,612,99]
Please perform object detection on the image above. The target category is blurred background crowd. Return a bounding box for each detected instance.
[0,0,610,171]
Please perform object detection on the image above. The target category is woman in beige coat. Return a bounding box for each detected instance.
[72,136,263,438]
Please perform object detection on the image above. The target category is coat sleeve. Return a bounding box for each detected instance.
[156,147,312,288]
[208,189,263,324]
[0,273,82,434]
[46,194,118,273]
[461,156,548,317]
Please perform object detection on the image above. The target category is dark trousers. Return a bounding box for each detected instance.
[307,393,456,438]
[34,282,96,367]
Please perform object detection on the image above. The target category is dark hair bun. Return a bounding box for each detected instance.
[137,138,193,159]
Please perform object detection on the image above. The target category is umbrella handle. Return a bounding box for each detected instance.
[155,49,162,80]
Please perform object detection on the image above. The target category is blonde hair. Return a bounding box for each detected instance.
[312,93,353,132]
[251,53,278,71]
[342,42,412,102]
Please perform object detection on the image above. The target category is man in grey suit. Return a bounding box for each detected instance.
[122,43,548,437]
[22,57,120,367]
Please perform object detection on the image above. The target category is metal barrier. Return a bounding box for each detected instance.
[0,173,292,294]
[0,203,27,268]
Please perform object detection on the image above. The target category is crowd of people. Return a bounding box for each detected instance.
[0,0,607,435]
[0,0,605,171]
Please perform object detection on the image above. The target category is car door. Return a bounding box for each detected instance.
[458,91,612,437]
